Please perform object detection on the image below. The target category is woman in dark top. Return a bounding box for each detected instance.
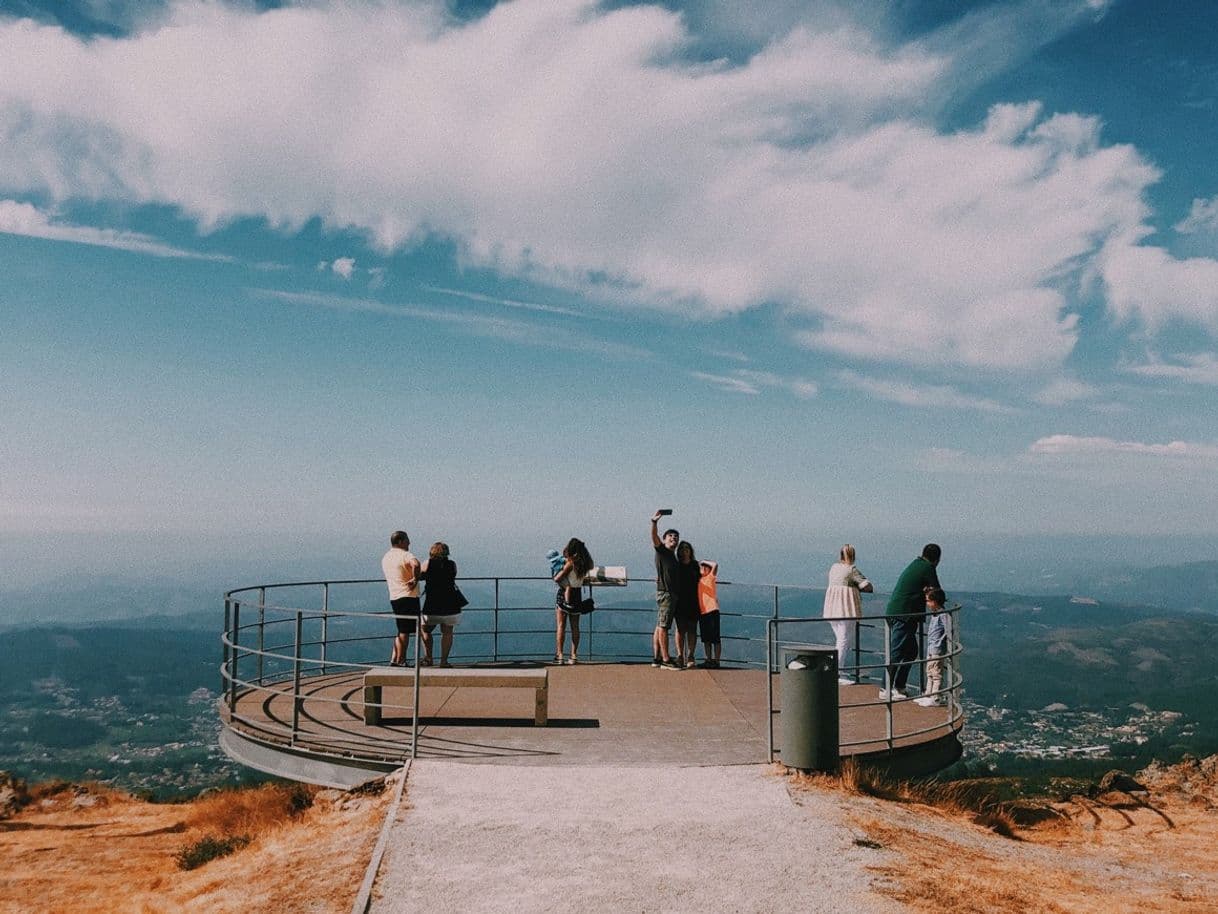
[675,541,701,668]
[554,537,594,665]
[420,542,462,668]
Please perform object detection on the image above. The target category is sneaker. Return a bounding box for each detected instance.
[878,688,908,701]
[567,656,578,665]
[661,660,681,670]
[914,696,940,707]
[652,656,662,668]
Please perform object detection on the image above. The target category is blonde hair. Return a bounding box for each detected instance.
[839,544,856,564]
[429,542,450,559]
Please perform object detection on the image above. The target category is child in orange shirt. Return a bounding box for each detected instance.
[698,560,721,668]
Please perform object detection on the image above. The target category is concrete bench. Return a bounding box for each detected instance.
[363,667,549,726]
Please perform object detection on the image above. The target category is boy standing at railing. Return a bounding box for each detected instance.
[915,587,950,707]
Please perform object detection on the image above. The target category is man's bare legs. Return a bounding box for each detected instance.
[391,632,409,665]
[653,626,672,662]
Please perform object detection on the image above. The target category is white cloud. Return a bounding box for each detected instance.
[1123,352,1218,386]
[690,368,818,398]
[1099,232,1218,334]
[1029,434,1218,460]
[690,371,760,396]
[252,287,652,361]
[0,1,1168,369]
[0,198,226,260]
[1032,377,1098,406]
[425,285,585,318]
[330,256,356,279]
[837,370,1010,412]
[1174,195,1218,235]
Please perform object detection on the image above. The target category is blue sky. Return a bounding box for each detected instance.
[1,0,1216,591]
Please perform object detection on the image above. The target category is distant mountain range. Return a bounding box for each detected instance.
[1050,559,1218,612]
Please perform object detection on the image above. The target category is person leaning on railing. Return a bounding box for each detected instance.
[822,544,873,685]
[882,543,942,700]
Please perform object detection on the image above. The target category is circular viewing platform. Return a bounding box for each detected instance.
[218,578,963,788]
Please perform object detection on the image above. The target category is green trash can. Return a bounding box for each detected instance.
[781,647,839,772]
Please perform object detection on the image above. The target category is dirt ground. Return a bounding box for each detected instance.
[840,758,1218,913]
[0,780,386,914]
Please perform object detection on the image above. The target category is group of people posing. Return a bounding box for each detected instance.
[823,542,952,706]
[648,510,722,670]
[381,528,953,705]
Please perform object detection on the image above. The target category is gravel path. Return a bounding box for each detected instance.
[371,762,905,913]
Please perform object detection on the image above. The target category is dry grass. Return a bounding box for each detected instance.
[795,759,1021,837]
[0,778,387,914]
[788,758,1218,913]
[186,782,316,838]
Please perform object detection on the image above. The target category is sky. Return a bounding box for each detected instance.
[1,0,1216,594]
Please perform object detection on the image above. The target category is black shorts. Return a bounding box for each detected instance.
[390,596,420,634]
[699,611,721,645]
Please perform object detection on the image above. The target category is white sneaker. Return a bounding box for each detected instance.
[878,688,907,700]
[914,696,940,707]
[838,677,854,686]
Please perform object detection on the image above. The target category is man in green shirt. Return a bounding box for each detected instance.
[882,543,941,699]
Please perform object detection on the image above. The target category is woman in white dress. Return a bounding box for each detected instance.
[822,544,873,684]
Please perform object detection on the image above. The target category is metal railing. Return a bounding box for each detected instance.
[219,577,963,764]
[763,605,964,760]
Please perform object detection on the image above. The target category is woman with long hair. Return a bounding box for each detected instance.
[675,540,701,668]
[554,537,593,665]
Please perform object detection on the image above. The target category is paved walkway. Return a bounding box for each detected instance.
[371,761,905,913]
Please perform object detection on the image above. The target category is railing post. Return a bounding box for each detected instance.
[766,617,775,762]
[257,586,266,685]
[951,604,961,716]
[883,617,893,751]
[585,584,593,661]
[411,619,422,759]
[852,618,861,683]
[222,597,231,697]
[493,578,500,663]
[229,602,240,712]
[291,609,303,745]
[917,616,925,692]
[320,583,330,675]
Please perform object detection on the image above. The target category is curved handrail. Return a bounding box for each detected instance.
[218,577,964,764]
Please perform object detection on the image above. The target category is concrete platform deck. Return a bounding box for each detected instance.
[222,662,960,776]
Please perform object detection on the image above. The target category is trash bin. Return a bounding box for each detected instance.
[781,648,839,772]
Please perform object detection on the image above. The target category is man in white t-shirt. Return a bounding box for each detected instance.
[381,530,421,666]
